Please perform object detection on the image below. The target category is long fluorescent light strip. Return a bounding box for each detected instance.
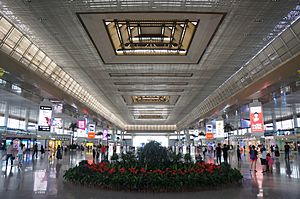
[109,73,193,77]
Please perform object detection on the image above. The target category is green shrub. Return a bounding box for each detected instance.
[139,141,169,169]
[184,153,192,163]
[111,153,119,162]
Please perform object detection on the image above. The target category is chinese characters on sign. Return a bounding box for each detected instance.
[250,106,264,133]
[38,106,52,131]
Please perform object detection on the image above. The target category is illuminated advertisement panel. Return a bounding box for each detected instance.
[88,132,95,139]
[88,123,96,133]
[88,123,96,138]
[102,129,108,141]
[206,124,213,139]
[215,120,224,137]
[53,103,63,113]
[77,120,86,130]
[250,106,264,133]
[52,118,63,129]
[38,106,52,131]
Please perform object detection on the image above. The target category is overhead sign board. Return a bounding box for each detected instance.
[215,120,224,137]
[88,123,96,133]
[38,106,52,131]
[206,133,214,139]
[77,120,86,130]
[88,132,95,139]
[52,118,63,129]
[206,124,212,133]
[250,106,264,133]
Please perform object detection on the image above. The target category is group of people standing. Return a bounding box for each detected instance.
[216,143,229,164]
[92,144,107,161]
[249,144,283,173]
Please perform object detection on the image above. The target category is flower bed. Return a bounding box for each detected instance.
[64,161,243,192]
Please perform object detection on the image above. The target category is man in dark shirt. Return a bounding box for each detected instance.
[222,144,229,164]
[284,143,290,160]
[216,143,222,165]
[237,145,241,162]
[32,143,38,159]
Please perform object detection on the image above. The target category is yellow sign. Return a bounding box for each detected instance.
[0,68,5,77]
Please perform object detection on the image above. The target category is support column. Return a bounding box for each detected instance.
[272,107,277,132]
[292,104,298,128]
[4,102,9,130]
[25,108,29,131]
[185,129,190,144]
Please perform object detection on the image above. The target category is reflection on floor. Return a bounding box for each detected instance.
[0,150,300,199]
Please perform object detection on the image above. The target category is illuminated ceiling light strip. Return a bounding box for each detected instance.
[0,16,126,129]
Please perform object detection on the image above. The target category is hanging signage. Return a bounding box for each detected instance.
[75,129,86,138]
[52,118,63,129]
[38,106,52,131]
[206,124,212,133]
[88,132,95,139]
[206,133,214,139]
[77,120,86,130]
[215,120,224,137]
[102,129,108,141]
[88,123,96,133]
[250,106,264,133]
[53,103,63,113]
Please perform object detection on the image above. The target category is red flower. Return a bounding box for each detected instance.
[140,168,146,173]
[108,168,116,174]
[99,162,107,167]
[119,167,126,173]
[129,167,138,174]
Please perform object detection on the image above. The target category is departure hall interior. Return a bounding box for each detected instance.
[0,0,300,199]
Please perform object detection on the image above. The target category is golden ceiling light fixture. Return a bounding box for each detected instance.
[138,115,164,119]
[105,19,198,56]
[132,95,170,103]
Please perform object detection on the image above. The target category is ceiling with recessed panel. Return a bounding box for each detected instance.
[0,0,299,129]
[78,12,224,63]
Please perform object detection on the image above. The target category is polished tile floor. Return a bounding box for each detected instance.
[0,150,300,199]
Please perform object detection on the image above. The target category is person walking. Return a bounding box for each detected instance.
[222,144,229,164]
[202,146,207,158]
[56,145,62,160]
[243,145,246,156]
[270,145,275,158]
[40,145,45,158]
[5,142,15,168]
[101,144,106,160]
[96,146,100,161]
[216,143,222,165]
[237,145,241,163]
[92,146,96,160]
[260,146,267,173]
[284,142,290,160]
[266,153,274,173]
[32,143,38,159]
[250,145,258,172]
[17,144,25,168]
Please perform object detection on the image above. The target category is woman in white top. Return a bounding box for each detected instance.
[17,145,25,167]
